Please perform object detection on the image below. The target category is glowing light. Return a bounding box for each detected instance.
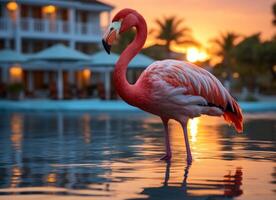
[273,65,276,73]
[186,47,208,63]
[10,114,23,151]
[198,52,208,61]
[43,5,56,14]
[82,114,91,144]
[82,69,91,85]
[83,69,91,79]
[186,48,198,62]
[188,118,199,143]
[47,173,57,183]
[6,2,18,11]
[10,65,23,82]
[11,166,21,188]
[233,72,240,79]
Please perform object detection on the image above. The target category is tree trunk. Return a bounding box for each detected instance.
[165,40,171,57]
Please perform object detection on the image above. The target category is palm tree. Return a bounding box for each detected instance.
[153,16,196,55]
[211,32,239,92]
[272,2,276,40]
[232,34,264,93]
[211,32,239,66]
[273,2,276,26]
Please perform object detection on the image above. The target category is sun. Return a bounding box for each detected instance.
[186,47,208,63]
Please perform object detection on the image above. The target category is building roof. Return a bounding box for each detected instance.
[87,50,154,69]
[90,51,119,66]
[0,49,27,64]
[70,0,112,6]
[29,44,90,62]
[12,0,113,11]
[129,53,154,68]
[65,0,114,8]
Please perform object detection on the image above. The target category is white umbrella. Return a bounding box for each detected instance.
[29,44,90,61]
[129,53,154,68]
[29,44,90,99]
[0,49,27,63]
[88,51,120,100]
[87,50,154,99]
[90,51,119,66]
[89,50,154,68]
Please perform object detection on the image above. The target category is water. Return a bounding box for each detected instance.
[0,111,275,200]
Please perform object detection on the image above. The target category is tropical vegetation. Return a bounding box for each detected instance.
[112,3,276,96]
[151,16,197,55]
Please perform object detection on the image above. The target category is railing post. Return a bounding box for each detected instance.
[104,70,111,100]
[29,18,33,32]
[27,71,34,92]
[57,69,64,100]
[1,66,9,84]
[44,19,49,33]
[4,36,10,49]
[14,4,21,52]
[69,8,76,48]
[57,20,61,34]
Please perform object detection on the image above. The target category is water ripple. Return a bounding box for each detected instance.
[0,111,275,200]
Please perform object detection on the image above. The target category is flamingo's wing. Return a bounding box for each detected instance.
[166,86,207,106]
[142,59,243,132]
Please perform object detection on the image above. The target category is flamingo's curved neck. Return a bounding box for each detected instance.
[114,15,147,105]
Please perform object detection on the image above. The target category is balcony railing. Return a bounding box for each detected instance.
[76,22,102,36]
[20,18,70,34]
[0,18,13,35]
[0,17,103,38]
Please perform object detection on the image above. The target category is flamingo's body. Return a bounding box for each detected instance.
[102,8,243,164]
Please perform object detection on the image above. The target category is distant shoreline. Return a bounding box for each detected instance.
[0,99,276,112]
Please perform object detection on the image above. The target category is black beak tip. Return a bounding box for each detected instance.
[102,39,111,55]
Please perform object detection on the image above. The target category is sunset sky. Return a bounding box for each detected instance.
[103,0,275,51]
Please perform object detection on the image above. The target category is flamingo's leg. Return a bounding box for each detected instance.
[160,118,172,161]
[180,120,192,164]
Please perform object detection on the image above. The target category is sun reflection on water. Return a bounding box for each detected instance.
[188,118,199,143]
[168,116,225,160]
[0,112,275,200]
[81,114,91,144]
[10,114,23,151]
[10,166,22,188]
[46,173,57,184]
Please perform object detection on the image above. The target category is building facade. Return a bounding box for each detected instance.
[0,0,113,53]
[0,0,114,99]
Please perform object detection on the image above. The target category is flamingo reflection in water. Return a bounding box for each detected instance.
[128,163,243,200]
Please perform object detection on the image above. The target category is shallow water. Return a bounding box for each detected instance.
[0,111,275,200]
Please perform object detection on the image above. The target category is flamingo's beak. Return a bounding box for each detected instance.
[102,21,121,54]
[102,39,111,54]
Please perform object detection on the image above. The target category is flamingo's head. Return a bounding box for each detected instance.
[102,8,139,54]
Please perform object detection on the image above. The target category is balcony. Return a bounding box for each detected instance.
[0,17,104,41]
[0,18,13,36]
[20,18,70,34]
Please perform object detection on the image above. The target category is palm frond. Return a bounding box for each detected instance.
[173,17,184,28]
[177,27,191,34]
[153,15,194,51]
[177,39,200,47]
[155,19,166,30]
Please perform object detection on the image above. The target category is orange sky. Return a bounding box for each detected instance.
[102,0,275,50]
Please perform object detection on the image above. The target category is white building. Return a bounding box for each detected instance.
[0,0,114,99]
[0,0,113,53]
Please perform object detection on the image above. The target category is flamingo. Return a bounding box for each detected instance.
[102,8,243,164]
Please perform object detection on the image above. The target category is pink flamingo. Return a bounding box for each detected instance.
[102,8,243,164]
